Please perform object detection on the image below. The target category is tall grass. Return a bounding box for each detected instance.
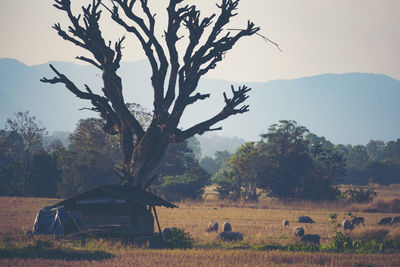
[347,198,400,213]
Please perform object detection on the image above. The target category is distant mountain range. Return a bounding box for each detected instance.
[1,58,399,145]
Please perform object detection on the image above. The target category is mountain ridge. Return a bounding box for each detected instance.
[1,58,399,145]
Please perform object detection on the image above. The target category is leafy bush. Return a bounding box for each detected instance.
[155,164,210,201]
[162,228,193,249]
[328,213,353,250]
[340,188,377,203]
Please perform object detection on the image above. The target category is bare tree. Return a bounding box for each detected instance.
[41,0,260,188]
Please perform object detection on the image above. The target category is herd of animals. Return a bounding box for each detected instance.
[201,215,400,245]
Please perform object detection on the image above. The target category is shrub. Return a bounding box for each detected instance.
[162,228,193,249]
[155,164,210,201]
[340,188,377,203]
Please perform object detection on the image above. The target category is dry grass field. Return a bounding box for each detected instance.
[1,250,400,267]
[1,184,400,266]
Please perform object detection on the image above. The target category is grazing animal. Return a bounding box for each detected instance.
[218,231,243,241]
[378,217,392,225]
[391,216,400,225]
[301,234,320,245]
[222,222,232,232]
[206,221,218,232]
[282,220,289,227]
[351,216,365,226]
[298,216,315,223]
[342,219,354,230]
[294,227,305,237]
[162,227,178,240]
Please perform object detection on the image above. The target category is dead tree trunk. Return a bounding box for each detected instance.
[41,0,260,188]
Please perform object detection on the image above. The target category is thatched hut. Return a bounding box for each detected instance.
[46,185,177,239]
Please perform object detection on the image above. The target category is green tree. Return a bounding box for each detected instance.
[347,145,369,169]
[382,139,400,164]
[214,151,232,172]
[299,143,344,200]
[214,168,240,200]
[332,144,351,160]
[27,152,60,197]
[155,164,209,201]
[152,138,210,201]
[259,120,313,199]
[200,156,219,175]
[306,133,334,150]
[0,130,25,195]
[228,142,265,200]
[216,120,344,201]
[4,111,48,195]
[364,160,400,185]
[366,140,385,160]
[56,118,120,198]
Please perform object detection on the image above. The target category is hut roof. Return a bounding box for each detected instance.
[52,185,178,209]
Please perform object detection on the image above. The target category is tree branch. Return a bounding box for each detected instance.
[111,0,168,112]
[187,93,211,106]
[75,56,103,70]
[170,1,258,126]
[173,85,251,142]
[40,64,121,135]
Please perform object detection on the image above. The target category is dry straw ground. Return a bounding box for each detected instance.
[0,184,400,266]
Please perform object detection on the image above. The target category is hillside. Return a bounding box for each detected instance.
[1,58,399,145]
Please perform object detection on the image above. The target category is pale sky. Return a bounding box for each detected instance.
[1,0,400,82]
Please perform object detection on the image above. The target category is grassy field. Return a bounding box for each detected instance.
[1,185,400,266]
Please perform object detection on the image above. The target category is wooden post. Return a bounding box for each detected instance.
[152,206,162,234]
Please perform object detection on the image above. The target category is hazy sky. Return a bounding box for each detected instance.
[1,0,400,82]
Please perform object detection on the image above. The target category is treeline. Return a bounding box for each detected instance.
[200,120,400,201]
[0,111,209,200]
[1,112,399,202]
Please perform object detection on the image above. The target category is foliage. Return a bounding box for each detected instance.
[340,188,377,203]
[215,169,241,200]
[55,118,120,198]
[347,145,369,170]
[306,133,334,150]
[0,112,53,196]
[323,212,400,253]
[339,139,400,185]
[328,213,353,250]
[216,143,264,201]
[153,139,210,201]
[364,160,400,185]
[0,130,24,195]
[27,152,60,197]
[215,120,344,201]
[155,165,210,201]
[5,111,47,155]
[259,121,344,200]
[200,156,219,175]
[162,228,193,249]
[366,140,385,160]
